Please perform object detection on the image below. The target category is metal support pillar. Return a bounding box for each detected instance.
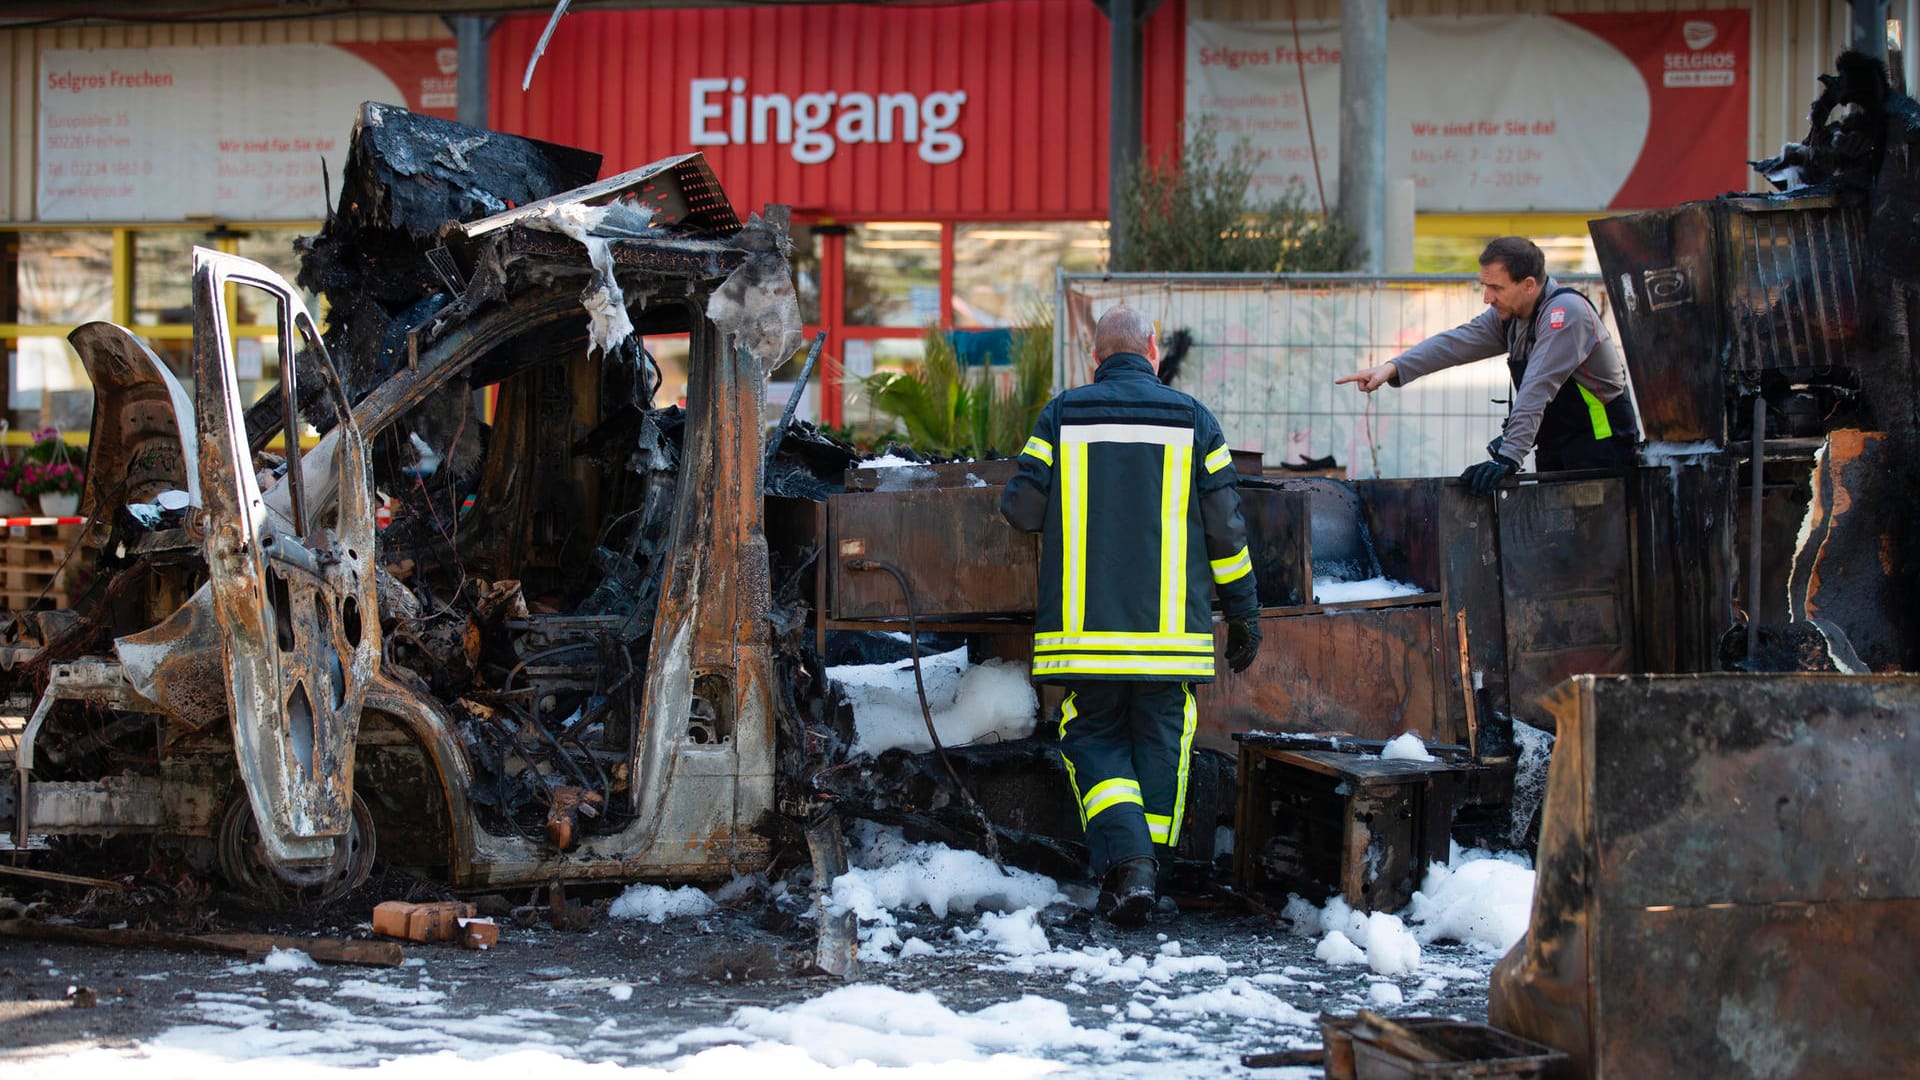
[1338,0,1388,273]
[1107,0,1145,268]
[1851,0,1890,62]
[454,17,495,130]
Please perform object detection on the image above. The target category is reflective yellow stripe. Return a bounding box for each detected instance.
[1058,693,1084,827]
[1062,422,1193,446]
[1145,812,1173,843]
[1204,444,1233,474]
[1169,685,1198,844]
[1037,642,1214,657]
[1036,631,1214,649]
[1062,442,1088,632]
[1577,384,1613,440]
[1033,655,1217,677]
[1083,777,1144,822]
[1160,444,1191,634]
[1022,435,1054,466]
[1209,546,1253,585]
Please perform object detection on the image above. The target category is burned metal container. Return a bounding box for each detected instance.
[1490,674,1920,1079]
[1590,195,1870,445]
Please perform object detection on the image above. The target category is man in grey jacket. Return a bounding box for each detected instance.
[1336,236,1638,495]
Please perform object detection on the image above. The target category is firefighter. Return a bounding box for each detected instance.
[1336,236,1638,494]
[1000,306,1263,926]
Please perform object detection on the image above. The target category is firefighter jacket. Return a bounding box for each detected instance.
[1000,352,1260,684]
[1390,277,1637,463]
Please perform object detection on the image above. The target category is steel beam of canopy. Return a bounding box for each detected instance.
[1851,0,1891,62]
[452,17,497,130]
[1339,0,1388,273]
[1100,0,1159,268]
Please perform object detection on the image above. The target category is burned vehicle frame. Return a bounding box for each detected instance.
[2,105,800,904]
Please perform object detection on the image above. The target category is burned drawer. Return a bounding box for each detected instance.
[1233,745,1460,912]
[826,486,1038,620]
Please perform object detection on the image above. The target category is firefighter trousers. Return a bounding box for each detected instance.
[1056,680,1198,878]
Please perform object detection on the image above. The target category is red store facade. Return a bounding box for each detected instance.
[489,0,1185,425]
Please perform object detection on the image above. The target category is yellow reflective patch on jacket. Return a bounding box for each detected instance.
[1062,443,1089,632]
[1577,383,1614,440]
[1160,444,1192,634]
[1035,630,1215,652]
[1033,654,1218,678]
[1204,445,1233,474]
[1022,435,1054,466]
[1209,546,1253,584]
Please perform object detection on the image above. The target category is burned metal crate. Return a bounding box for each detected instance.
[1233,733,1462,912]
[1319,1013,1570,1080]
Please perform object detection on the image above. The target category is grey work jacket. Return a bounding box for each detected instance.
[1389,277,1633,463]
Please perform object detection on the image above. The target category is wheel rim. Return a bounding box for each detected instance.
[217,791,376,907]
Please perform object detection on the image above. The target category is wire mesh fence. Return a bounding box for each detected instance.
[1057,271,1615,479]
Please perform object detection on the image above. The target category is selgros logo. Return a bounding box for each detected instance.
[1665,20,1735,87]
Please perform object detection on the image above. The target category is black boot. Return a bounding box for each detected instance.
[1096,856,1158,927]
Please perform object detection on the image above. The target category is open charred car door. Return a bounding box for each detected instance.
[190,248,381,880]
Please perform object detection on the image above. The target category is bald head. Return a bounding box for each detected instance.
[1094,307,1155,361]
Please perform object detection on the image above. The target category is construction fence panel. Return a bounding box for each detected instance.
[1058,272,1614,480]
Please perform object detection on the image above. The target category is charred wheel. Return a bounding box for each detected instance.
[217,791,376,907]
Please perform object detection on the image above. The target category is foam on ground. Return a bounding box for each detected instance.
[608,883,718,923]
[829,648,1038,756]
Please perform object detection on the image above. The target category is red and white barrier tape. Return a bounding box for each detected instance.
[2,517,84,528]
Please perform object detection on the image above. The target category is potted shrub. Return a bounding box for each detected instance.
[18,460,84,517]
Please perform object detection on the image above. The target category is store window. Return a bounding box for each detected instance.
[7,231,112,432]
[1412,216,1600,276]
[842,336,927,432]
[953,222,1106,327]
[845,222,941,327]
[3,223,324,439]
[789,225,822,326]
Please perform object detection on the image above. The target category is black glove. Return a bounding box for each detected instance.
[1460,455,1519,497]
[1225,616,1263,674]
[1486,434,1504,460]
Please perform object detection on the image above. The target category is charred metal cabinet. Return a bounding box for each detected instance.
[1496,478,1636,718]
[825,486,1038,622]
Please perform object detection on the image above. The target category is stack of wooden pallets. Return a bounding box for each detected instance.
[0,522,79,610]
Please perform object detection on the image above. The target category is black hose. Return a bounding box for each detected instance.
[845,556,1007,875]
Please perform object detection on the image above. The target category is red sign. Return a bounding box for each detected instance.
[489,1,1186,220]
[1559,11,1751,207]
[1189,10,1749,212]
[334,41,461,119]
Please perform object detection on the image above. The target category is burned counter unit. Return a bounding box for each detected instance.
[810,441,1729,907]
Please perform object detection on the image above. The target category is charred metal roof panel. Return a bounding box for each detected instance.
[343,101,603,239]
[1721,198,1868,379]
[453,153,742,242]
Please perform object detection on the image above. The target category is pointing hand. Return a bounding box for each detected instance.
[1335,361,1398,394]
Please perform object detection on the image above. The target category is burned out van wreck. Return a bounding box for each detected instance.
[0,103,850,906]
